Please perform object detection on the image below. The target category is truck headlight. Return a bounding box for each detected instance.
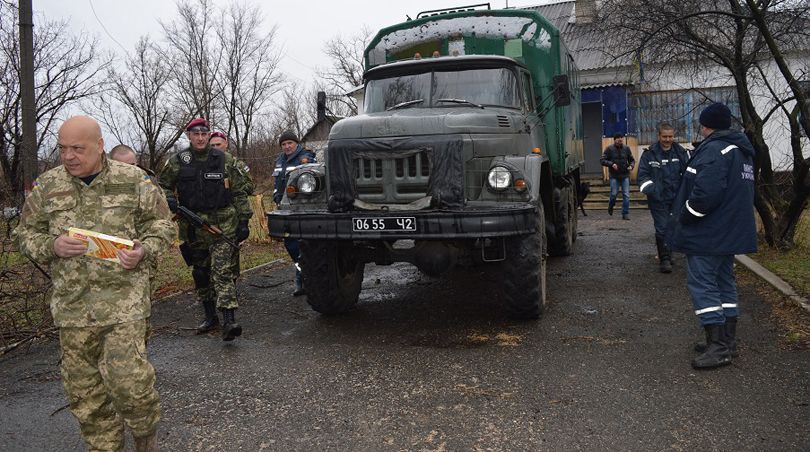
[487,166,512,191]
[297,172,317,193]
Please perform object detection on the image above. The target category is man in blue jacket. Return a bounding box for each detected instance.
[273,131,316,296]
[668,103,757,370]
[637,123,690,273]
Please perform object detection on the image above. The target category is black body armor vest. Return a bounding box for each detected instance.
[176,149,233,212]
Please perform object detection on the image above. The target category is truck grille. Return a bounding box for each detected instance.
[354,151,431,203]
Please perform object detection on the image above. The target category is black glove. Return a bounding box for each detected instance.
[236,220,250,243]
[273,192,283,206]
[167,197,178,213]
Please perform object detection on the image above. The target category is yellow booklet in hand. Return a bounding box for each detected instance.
[67,228,134,263]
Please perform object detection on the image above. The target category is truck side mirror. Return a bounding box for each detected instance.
[553,74,571,106]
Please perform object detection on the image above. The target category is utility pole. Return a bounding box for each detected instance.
[19,0,38,198]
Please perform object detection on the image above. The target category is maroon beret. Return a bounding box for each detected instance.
[186,118,210,131]
[210,131,227,140]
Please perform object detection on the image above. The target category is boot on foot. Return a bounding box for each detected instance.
[222,309,242,341]
[692,324,732,369]
[196,300,219,334]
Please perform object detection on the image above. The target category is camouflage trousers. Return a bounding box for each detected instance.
[186,237,240,310]
[59,319,160,451]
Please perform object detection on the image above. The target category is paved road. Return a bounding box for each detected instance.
[1,211,808,451]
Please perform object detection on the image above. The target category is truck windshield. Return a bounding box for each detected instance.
[364,68,520,113]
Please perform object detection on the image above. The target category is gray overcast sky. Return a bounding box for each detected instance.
[35,0,540,84]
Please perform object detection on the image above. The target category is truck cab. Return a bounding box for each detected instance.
[269,6,582,319]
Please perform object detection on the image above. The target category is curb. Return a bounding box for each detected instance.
[735,254,810,313]
[154,258,286,302]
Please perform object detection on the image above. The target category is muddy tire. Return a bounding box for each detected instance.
[502,204,547,319]
[549,184,575,256]
[300,240,364,315]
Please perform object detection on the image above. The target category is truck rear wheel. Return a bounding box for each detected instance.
[502,204,547,319]
[549,184,575,256]
[300,240,365,315]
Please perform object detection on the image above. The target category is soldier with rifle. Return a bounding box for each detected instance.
[159,118,254,341]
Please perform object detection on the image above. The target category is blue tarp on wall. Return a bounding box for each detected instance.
[581,86,632,138]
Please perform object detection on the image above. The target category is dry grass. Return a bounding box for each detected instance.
[152,239,287,299]
[752,209,810,298]
[737,270,810,350]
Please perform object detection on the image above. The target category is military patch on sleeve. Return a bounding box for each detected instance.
[106,183,137,195]
[32,179,41,191]
[143,175,153,184]
[180,152,192,164]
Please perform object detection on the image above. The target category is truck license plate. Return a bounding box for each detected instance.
[352,217,416,232]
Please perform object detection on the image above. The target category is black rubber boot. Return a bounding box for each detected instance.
[222,309,242,341]
[292,270,305,297]
[657,238,672,273]
[607,199,615,216]
[695,317,738,357]
[692,324,732,369]
[196,300,219,334]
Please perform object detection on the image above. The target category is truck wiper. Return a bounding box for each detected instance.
[386,99,424,111]
[436,98,485,109]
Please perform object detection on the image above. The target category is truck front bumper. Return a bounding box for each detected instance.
[268,206,538,240]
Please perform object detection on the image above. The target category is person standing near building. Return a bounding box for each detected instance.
[668,102,756,370]
[600,132,635,220]
[637,123,690,273]
[159,118,254,341]
[273,130,316,296]
[14,116,176,451]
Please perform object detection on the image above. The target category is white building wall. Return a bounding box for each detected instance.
[638,55,809,169]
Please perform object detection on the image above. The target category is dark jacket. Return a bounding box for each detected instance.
[667,129,757,255]
[273,144,317,205]
[600,144,635,178]
[637,142,690,205]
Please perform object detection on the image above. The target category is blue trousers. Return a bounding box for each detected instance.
[648,202,672,241]
[609,177,630,216]
[284,238,302,287]
[686,254,739,326]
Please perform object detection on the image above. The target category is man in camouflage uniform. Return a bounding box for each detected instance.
[109,144,161,295]
[14,116,176,451]
[159,118,253,341]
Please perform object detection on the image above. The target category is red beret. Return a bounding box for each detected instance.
[186,118,210,131]
[210,131,227,140]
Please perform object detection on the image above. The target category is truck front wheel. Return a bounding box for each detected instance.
[502,204,548,319]
[549,184,575,256]
[300,240,365,315]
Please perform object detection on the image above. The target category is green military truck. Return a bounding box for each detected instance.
[269,5,583,319]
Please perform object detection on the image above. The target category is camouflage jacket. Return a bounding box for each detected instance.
[14,157,177,328]
[159,146,253,240]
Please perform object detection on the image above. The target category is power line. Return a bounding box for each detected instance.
[87,0,129,54]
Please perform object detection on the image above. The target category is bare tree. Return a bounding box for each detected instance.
[160,0,222,124]
[94,37,186,171]
[215,2,283,156]
[317,26,372,116]
[273,80,315,141]
[599,0,810,249]
[0,3,107,201]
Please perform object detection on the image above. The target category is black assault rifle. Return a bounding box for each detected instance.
[176,206,240,250]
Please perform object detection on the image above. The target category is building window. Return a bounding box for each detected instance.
[632,87,740,145]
